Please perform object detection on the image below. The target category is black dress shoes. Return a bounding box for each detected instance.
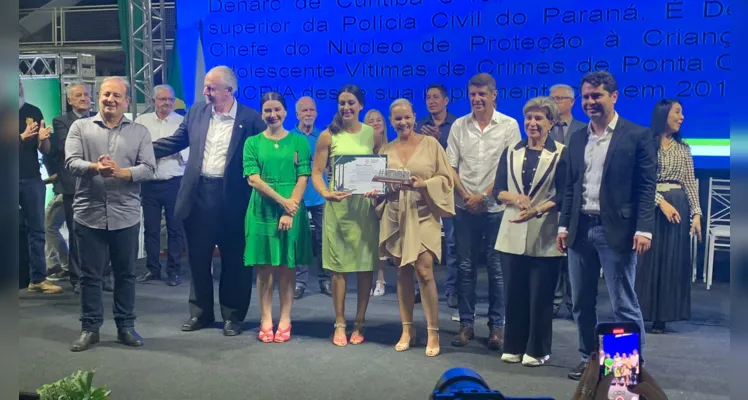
[182,317,214,332]
[294,286,305,299]
[117,329,144,347]
[223,321,242,336]
[70,331,100,352]
[137,271,161,283]
[166,274,181,287]
[568,361,589,381]
[320,282,332,296]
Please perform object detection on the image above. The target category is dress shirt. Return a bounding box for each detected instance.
[415,111,459,149]
[558,112,651,239]
[291,125,326,207]
[446,109,521,213]
[135,111,187,180]
[202,99,237,177]
[65,113,156,230]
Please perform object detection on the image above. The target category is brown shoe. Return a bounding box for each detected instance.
[28,280,63,294]
[450,326,474,347]
[487,327,504,350]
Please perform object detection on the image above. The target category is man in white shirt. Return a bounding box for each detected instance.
[446,73,521,351]
[556,71,656,380]
[153,66,266,337]
[135,85,187,287]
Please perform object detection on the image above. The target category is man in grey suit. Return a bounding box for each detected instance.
[152,66,266,336]
[549,83,586,318]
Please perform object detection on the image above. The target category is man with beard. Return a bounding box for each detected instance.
[135,85,187,287]
[65,76,156,351]
[290,96,332,298]
[152,66,266,336]
[556,71,655,380]
[446,73,520,351]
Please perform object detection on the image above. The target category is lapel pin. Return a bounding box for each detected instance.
[239,124,243,128]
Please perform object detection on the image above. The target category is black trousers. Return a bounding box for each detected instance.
[500,252,561,358]
[76,222,139,332]
[553,257,573,312]
[62,194,80,286]
[183,177,252,322]
[142,177,184,277]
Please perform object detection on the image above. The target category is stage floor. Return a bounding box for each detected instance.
[19,259,729,400]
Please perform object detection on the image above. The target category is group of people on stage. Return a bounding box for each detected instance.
[19,64,703,377]
[600,350,641,387]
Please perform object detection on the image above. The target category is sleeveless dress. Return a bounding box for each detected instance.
[322,125,379,273]
[243,132,313,267]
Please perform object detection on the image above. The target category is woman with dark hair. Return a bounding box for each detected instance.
[311,84,383,346]
[244,91,313,343]
[635,99,702,334]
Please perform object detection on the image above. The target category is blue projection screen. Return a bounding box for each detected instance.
[175,0,731,169]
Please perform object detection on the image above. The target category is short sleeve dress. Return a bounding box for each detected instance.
[322,124,379,273]
[243,132,313,268]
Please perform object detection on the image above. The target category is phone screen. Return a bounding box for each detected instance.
[599,332,641,400]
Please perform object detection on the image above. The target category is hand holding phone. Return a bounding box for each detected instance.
[596,322,643,400]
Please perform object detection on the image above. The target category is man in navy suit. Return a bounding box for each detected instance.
[556,71,656,380]
[152,66,266,336]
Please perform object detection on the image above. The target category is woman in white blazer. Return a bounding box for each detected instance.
[492,96,569,367]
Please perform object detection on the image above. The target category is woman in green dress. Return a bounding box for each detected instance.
[311,84,383,347]
[244,92,313,343]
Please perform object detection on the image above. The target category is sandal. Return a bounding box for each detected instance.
[274,324,292,343]
[425,327,440,357]
[333,323,347,347]
[258,321,274,343]
[350,322,365,345]
[395,322,417,352]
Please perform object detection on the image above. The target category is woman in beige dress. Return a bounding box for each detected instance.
[366,99,455,357]
[364,109,390,297]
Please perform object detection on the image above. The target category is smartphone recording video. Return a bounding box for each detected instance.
[597,322,641,400]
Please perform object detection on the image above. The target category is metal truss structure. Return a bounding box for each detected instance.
[19,53,97,114]
[126,0,167,119]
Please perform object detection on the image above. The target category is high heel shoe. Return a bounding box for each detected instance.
[395,322,417,352]
[274,325,292,343]
[258,322,274,343]
[425,327,440,357]
[333,323,347,347]
[350,322,365,345]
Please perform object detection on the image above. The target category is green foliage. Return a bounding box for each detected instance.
[37,369,111,400]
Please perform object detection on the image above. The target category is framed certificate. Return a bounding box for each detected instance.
[331,155,387,195]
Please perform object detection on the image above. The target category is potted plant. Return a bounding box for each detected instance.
[35,369,110,400]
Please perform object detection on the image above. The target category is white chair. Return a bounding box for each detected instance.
[691,179,699,283]
[702,178,730,290]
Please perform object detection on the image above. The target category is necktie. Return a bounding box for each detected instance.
[551,121,567,143]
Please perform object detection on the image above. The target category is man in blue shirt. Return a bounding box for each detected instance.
[291,96,331,298]
[415,84,460,310]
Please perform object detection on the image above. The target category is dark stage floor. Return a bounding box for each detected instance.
[19,259,729,400]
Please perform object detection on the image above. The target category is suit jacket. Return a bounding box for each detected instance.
[152,101,266,221]
[565,118,587,146]
[52,111,88,195]
[494,137,568,257]
[559,116,657,253]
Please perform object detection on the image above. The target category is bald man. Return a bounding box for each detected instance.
[290,97,331,298]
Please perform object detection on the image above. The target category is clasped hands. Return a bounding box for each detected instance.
[509,194,538,223]
[277,198,298,232]
[94,155,128,179]
[363,175,426,199]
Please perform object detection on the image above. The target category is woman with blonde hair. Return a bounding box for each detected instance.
[366,98,455,357]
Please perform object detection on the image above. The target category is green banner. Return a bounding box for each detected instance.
[21,78,62,205]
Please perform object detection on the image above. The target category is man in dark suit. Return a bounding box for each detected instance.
[548,83,587,318]
[152,66,265,336]
[556,71,656,380]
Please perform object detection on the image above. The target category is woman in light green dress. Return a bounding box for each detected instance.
[244,92,312,344]
[311,84,383,347]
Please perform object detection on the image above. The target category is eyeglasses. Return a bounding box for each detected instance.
[551,96,573,101]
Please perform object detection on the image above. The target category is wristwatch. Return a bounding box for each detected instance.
[482,193,491,205]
